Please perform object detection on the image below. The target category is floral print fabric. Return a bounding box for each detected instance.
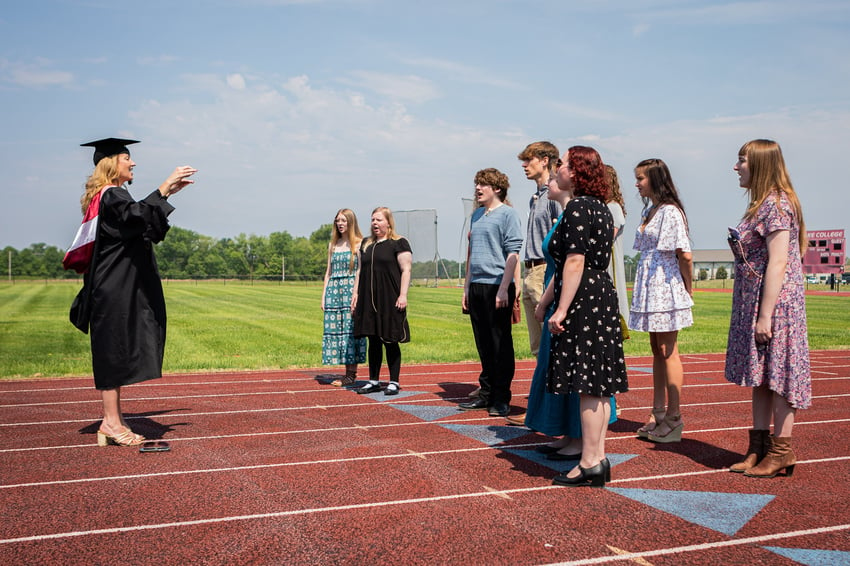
[724,191,811,409]
[322,250,366,365]
[629,204,694,332]
[546,196,628,397]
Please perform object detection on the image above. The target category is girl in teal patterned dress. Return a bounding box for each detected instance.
[322,209,367,386]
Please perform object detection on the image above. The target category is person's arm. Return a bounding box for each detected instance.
[350,249,361,314]
[496,252,519,309]
[396,250,413,309]
[549,253,584,333]
[756,230,790,343]
[534,278,555,322]
[462,243,472,313]
[321,244,333,311]
[677,249,693,296]
[512,256,522,312]
[157,166,197,198]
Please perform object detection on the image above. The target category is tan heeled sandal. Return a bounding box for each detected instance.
[331,370,357,387]
[637,408,666,438]
[97,426,146,447]
[647,415,684,444]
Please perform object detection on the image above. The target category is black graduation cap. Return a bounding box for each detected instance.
[81,137,140,166]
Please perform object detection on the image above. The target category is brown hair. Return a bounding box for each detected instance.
[605,164,626,218]
[474,168,511,203]
[517,141,560,173]
[635,158,688,234]
[739,139,806,254]
[330,208,363,272]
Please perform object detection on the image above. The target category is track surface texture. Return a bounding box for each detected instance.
[1,351,849,565]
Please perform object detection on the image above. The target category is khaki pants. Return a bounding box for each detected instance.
[522,263,546,356]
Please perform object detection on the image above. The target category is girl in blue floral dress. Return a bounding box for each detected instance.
[726,139,810,478]
[322,209,367,386]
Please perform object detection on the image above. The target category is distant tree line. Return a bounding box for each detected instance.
[2,225,463,282]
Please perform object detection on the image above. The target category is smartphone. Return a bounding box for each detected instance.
[139,441,171,453]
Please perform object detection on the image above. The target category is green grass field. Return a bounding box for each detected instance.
[1,280,848,379]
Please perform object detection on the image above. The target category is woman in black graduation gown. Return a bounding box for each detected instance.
[69,138,196,446]
[351,206,412,395]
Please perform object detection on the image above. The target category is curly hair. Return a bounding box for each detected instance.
[567,146,608,200]
[605,164,626,218]
[474,168,511,203]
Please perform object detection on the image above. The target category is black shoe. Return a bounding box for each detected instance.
[356,382,381,394]
[601,457,611,482]
[384,383,400,396]
[552,462,606,487]
[547,450,582,461]
[458,398,488,411]
[488,402,509,417]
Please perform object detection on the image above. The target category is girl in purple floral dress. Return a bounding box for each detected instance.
[629,159,693,444]
[726,139,810,478]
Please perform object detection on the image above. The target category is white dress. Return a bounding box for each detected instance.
[629,204,693,332]
[606,202,630,325]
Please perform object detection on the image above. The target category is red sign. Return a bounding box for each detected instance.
[803,229,845,274]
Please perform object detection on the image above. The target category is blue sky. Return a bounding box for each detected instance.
[2,0,849,261]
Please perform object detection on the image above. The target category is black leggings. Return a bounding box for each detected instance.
[368,338,401,382]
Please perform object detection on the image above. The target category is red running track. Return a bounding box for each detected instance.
[0,351,848,565]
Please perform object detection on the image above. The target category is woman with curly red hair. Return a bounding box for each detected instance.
[546,146,628,487]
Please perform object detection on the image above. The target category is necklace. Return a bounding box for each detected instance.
[485,203,504,216]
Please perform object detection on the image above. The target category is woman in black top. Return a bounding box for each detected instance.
[547,146,628,486]
[351,207,412,396]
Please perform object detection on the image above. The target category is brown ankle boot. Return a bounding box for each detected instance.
[744,436,796,478]
[729,429,769,473]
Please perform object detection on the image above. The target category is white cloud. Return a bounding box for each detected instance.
[400,56,524,90]
[342,70,440,104]
[226,73,246,90]
[0,58,73,88]
[588,106,850,249]
[117,69,850,259]
[137,54,178,66]
[632,22,650,36]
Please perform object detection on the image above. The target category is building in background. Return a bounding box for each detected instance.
[692,249,734,280]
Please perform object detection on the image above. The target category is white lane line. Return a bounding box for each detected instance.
[2,375,847,411]
[1,409,849,454]
[545,523,850,565]
[5,392,850,431]
[0,484,847,550]
[0,485,567,544]
[1,428,847,489]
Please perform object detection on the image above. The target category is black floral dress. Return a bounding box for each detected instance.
[547,196,628,397]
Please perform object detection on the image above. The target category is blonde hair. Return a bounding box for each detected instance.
[80,155,121,214]
[739,139,806,254]
[362,206,402,250]
[330,208,363,272]
[605,164,626,218]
